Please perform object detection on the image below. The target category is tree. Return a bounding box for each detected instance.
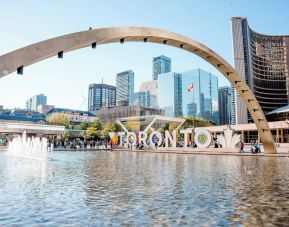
[169,122,179,132]
[47,113,70,128]
[157,127,164,134]
[91,119,103,130]
[81,127,99,140]
[181,116,212,129]
[77,119,102,131]
[102,122,122,139]
[125,120,140,132]
[77,121,91,130]
[63,129,70,139]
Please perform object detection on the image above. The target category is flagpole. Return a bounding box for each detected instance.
[193,86,195,131]
[188,83,195,145]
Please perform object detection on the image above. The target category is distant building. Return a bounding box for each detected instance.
[152,55,171,80]
[139,80,158,107]
[218,86,232,125]
[116,70,134,106]
[132,92,147,107]
[158,69,219,124]
[266,105,289,122]
[37,104,55,115]
[139,80,158,96]
[88,83,116,111]
[132,91,157,108]
[46,108,97,126]
[181,69,219,125]
[158,72,182,117]
[0,109,46,124]
[25,94,47,111]
[231,17,289,124]
[93,105,164,124]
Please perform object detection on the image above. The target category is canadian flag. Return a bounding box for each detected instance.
[187,83,194,92]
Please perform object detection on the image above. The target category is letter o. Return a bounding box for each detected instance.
[194,129,211,148]
[149,131,163,146]
[127,132,137,145]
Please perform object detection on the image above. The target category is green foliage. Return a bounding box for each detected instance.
[163,123,169,131]
[166,116,212,132]
[102,122,122,139]
[81,127,99,140]
[157,128,164,133]
[124,120,140,132]
[181,116,212,129]
[91,119,103,130]
[168,122,179,132]
[47,113,70,128]
[77,121,91,130]
[77,119,102,130]
[63,130,69,139]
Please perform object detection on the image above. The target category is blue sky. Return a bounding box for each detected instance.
[1,0,289,110]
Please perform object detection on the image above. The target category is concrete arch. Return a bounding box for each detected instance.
[0,27,276,153]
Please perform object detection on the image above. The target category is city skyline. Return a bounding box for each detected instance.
[1,2,289,225]
[1,0,289,110]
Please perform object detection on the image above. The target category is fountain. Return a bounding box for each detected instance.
[8,131,48,160]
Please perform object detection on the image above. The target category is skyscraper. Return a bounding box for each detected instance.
[152,55,171,80]
[158,72,182,117]
[132,91,157,108]
[139,80,158,96]
[181,69,219,124]
[231,17,289,124]
[25,94,47,111]
[116,70,134,106]
[218,86,232,125]
[139,80,158,107]
[88,83,116,111]
[158,69,219,124]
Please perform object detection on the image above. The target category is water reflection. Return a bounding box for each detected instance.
[0,151,289,225]
[229,157,289,226]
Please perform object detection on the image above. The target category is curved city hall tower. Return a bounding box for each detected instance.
[232,17,289,124]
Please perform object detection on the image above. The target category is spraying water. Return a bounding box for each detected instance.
[8,131,48,160]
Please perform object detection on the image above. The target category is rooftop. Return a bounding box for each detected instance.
[266,105,289,115]
[47,108,96,117]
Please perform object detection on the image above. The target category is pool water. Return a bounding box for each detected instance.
[0,150,289,226]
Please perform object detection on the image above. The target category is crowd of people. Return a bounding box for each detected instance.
[46,137,263,154]
[48,139,110,150]
[239,140,261,154]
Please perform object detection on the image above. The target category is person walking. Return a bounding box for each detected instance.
[250,140,255,153]
[240,141,244,153]
[255,142,260,153]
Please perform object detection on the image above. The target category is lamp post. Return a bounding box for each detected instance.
[188,83,195,131]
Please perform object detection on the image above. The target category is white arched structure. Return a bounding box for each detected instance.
[0,27,276,153]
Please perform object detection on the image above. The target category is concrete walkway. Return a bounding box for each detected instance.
[113,147,289,157]
[1,145,288,157]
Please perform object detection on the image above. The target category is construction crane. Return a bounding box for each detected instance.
[78,90,88,110]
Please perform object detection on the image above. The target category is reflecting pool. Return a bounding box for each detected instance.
[0,150,289,226]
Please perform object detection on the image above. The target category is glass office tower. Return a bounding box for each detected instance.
[158,72,182,117]
[181,69,219,125]
[116,70,134,106]
[152,55,171,80]
[88,84,116,111]
[139,80,158,107]
[158,69,218,124]
[232,17,289,124]
[132,91,157,108]
[218,86,232,125]
[25,94,47,111]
